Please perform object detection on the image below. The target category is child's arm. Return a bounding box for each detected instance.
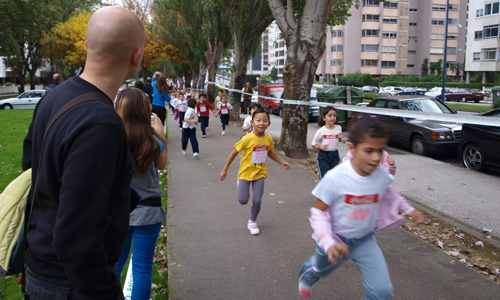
[312,144,328,151]
[220,148,239,181]
[311,199,350,264]
[339,136,347,144]
[268,150,291,170]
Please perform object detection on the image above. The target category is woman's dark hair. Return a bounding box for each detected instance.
[134,80,144,90]
[347,114,388,146]
[157,76,169,94]
[187,97,197,108]
[115,88,165,174]
[318,106,337,127]
[252,108,269,120]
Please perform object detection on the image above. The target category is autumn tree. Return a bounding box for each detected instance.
[268,0,358,158]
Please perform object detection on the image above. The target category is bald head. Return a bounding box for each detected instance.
[86,6,145,64]
[53,73,62,83]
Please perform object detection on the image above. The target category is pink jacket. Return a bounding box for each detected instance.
[342,150,396,175]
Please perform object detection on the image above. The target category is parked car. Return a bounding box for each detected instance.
[257,84,284,114]
[361,86,379,93]
[460,108,500,172]
[379,86,402,96]
[436,88,485,103]
[425,87,452,99]
[278,89,320,122]
[251,91,258,103]
[0,90,46,109]
[366,96,462,156]
[398,87,425,96]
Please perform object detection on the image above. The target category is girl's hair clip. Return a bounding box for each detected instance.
[356,115,377,119]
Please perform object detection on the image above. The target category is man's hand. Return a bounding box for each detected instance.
[326,243,350,264]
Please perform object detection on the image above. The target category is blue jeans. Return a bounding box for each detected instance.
[25,265,75,300]
[198,115,209,135]
[116,223,162,300]
[317,150,340,179]
[298,233,393,300]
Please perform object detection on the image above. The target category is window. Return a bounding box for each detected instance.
[482,48,498,61]
[361,59,378,67]
[408,50,416,54]
[278,59,285,65]
[381,61,396,68]
[445,62,455,69]
[410,8,418,12]
[331,30,343,38]
[383,18,398,24]
[407,64,415,68]
[447,47,457,55]
[447,33,458,40]
[494,2,500,14]
[383,1,398,9]
[361,44,379,52]
[381,46,396,53]
[432,19,445,26]
[331,59,343,67]
[475,30,483,40]
[477,9,484,17]
[362,29,379,37]
[430,48,444,55]
[382,31,397,38]
[483,25,499,38]
[449,4,459,11]
[363,14,380,22]
[432,4,446,11]
[448,19,459,26]
[409,22,417,26]
[364,0,379,6]
[431,33,444,40]
[331,45,343,52]
[473,52,480,61]
[485,3,492,15]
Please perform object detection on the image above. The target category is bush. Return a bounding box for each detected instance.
[25,75,41,85]
[363,92,385,100]
[335,72,379,87]
[380,81,497,90]
[4,82,14,86]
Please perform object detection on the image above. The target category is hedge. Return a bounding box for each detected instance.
[380,81,498,89]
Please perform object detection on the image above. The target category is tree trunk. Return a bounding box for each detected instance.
[183,63,192,88]
[206,39,225,104]
[197,61,208,91]
[269,0,335,158]
[29,70,37,90]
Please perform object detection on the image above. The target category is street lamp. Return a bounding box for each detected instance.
[441,0,450,103]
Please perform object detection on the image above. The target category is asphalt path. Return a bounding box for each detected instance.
[166,112,500,300]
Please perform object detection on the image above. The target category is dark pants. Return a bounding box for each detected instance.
[198,115,209,135]
[242,99,251,114]
[220,114,229,130]
[152,105,166,125]
[182,127,199,153]
[179,111,186,127]
[317,150,340,179]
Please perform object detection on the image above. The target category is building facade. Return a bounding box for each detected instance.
[465,0,500,83]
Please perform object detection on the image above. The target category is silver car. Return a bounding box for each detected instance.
[0,90,46,109]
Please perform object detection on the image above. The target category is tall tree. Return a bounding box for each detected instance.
[268,0,357,158]
[270,67,278,83]
[421,57,429,77]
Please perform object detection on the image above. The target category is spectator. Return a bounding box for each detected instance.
[134,79,145,91]
[144,77,153,101]
[242,82,253,114]
[46,73,62,94]
[21,6,145,299]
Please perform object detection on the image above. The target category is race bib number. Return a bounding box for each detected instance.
[221,108,228,114]
[252,146,268,164]
[180,103,187,110]
[322,134,339,150]
[200,106,207,112]
[342,194,378,226]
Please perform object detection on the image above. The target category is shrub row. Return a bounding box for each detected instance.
[380,81,498,90]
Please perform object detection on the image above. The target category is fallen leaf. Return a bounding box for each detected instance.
[278,201,284,204]
[427,186,434,190]
[475,241,484,248]
[207,163,212,165]
[437,240,444,249]
[269,193,275,196]
[449,251,460,257]
[169,205,174,208]
[482,228,492,233]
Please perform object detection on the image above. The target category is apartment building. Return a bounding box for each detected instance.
[465,1,500,83]
[316,0,467,83]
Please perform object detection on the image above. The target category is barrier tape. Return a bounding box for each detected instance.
[206,82,500,127]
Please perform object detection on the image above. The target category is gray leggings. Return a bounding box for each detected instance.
[237,178,265,221]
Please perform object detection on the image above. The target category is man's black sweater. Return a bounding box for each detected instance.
[22,77,133,299]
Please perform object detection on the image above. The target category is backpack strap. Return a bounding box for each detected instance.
[22,91,113,297]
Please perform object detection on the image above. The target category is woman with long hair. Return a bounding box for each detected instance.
[115,88,167,300]
[152,75,171,124]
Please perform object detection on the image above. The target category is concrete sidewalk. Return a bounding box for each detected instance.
[166,113,500,299]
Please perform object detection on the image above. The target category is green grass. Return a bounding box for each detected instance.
[0,110,169,299]
[445,103,493,113]
[0,95,17,100]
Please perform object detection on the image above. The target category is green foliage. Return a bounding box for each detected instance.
[380,81,497,90]
[336,72,379,87]
[421,58,429,76]
[270,67,278,83]
[4,82,15,86]
[363,92,385,100]
[291,0,360,27]
[446,103,493,113]
[26,75,41,85]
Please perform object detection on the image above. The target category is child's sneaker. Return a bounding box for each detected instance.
[298,279,312,299]
[193,152,199,158]
[247,220,260,235]
[182,150,186,155]
[221,131,225,136]
[202,134,206,138]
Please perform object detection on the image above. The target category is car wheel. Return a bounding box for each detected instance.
[474,100,480,103]
[462,144,486,172]
[461,97,467,103]
[411,135,429,156]
[1,104,13,109]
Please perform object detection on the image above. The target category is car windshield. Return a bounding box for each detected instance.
[428,88,439,92]
[18,92,30,98]
[400,99,452,114]
[270,91,283,99]
[403,88,414,92]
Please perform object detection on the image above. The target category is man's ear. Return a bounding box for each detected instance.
[132,48,143,67]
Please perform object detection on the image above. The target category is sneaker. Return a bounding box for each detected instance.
[193,152,199,158]
[221,131,225,136]
[247,220,260,235]
[182,150,186,155]
[202,134,206,138]
[298,280,312,299]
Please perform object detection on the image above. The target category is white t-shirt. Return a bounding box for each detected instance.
[218,102,233,114]
[312,160,393,239]
[242,116,252,133]
[170,97,179,108]
[182,107,197,129]
[177,100,188,112]
[312,125,342,151]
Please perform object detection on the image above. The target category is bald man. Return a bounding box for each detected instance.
[46,73,62,93]
[22,7,145,299]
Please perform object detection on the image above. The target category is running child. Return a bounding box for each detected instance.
[242,103,260,134]
[176,92,188,128]
[196,93,215,138]
[312,106,347,179]
[171,92,180,120]
[217,95,235,136]
[220,109,291,235]
[182,98,200,158]
[297,114,424,299]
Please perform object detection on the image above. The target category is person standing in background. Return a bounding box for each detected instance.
[46,73,62,94]
[242,82,253,114]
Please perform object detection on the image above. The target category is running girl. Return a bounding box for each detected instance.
[312,106,347,179]
[196,93,215,138]
[220,109,291,235]
[298,114,423,299]
[217,95,235,136]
